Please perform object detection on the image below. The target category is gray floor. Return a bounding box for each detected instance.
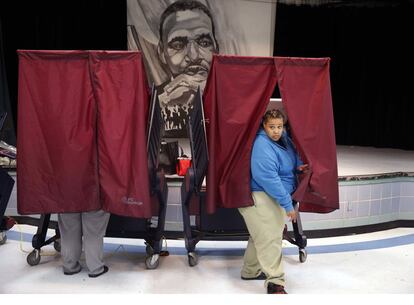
[1,225,413,294]
[336,145,414,176]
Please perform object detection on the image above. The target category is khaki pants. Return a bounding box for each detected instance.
[238,191,286,287]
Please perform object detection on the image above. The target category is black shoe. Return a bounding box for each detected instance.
[267,283,287,294]
[64,267,82,275]
[88,265,108,278]
[241,272,266,280]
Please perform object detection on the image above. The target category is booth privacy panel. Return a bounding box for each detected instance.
[203,54,339,214]
[17,50,152,218]
[203,55,278,213]
[275,57,339,213]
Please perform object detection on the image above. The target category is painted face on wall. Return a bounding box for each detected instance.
[160,9,218,78]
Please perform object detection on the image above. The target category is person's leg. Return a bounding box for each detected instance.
[239,192,286,288]
[58,213,82,275]
[81,209,110,277]
[239,234,263,279]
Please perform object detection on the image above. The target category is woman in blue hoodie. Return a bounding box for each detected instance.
[239,109,308,294]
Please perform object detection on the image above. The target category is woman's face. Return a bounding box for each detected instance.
[263,118,284,142]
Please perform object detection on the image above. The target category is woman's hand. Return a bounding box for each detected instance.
[297,164,309,173]
[286,210,297,223]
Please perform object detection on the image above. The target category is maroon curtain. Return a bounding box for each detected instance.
[203,55,278,214]
[17,50,152,218]
[91,52,151,217]
[203,54,339,214]
[275,57,339,213]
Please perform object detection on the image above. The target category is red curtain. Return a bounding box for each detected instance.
[17,50,152,218]
[275,57,339,212]
[203,55,278,214]
[203,54,339,214]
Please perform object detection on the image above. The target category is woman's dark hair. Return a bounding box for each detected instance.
[262,109,286,125]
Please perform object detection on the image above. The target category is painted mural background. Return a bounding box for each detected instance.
[127,0,275,137]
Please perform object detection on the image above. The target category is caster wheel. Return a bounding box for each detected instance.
[0,231,7,245]
[145,254,160,269]
[145,243,154,256]
[54,239,61,252]
[27,249,41,266]
[188,252,198,267]
[299,248,307,263]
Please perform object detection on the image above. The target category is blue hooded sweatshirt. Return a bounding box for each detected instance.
[250,128,303,212]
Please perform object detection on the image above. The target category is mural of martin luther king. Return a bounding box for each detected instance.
[157,0,219,136]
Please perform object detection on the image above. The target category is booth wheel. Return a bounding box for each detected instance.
[299,248,307,263]
[27,249,41,266]
[53,239,61,252]
[145,243,154,256]
[0,231,7,245]
[145,254,160,269]
[188,252,198,267]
